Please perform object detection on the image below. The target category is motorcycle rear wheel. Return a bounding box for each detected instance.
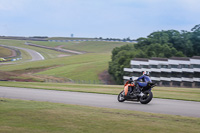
[118,91,126,102]
[140,91,153,104]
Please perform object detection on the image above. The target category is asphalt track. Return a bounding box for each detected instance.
[0,86,200,118]
[11,46,45,61]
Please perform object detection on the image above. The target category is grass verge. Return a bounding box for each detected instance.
[0,98,200,133]
[0,81,200,102]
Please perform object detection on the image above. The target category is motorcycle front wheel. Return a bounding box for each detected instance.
[118,91,126,102]
[140,91,153,104]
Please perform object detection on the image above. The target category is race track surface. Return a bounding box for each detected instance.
[12,46,45,61]
[0,86,200,118]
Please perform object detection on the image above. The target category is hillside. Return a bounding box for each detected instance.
[0,39,128,84]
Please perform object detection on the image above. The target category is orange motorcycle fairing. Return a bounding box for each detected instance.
[124,83,135,96]
[124,85,129,96]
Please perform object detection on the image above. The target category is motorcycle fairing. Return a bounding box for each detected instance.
[124,83,135,96]
[124,85,129,96]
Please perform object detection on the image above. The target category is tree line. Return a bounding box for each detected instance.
[109,24,200,84]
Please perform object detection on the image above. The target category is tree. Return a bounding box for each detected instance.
[147,31,169,44]
[191,24,200,56]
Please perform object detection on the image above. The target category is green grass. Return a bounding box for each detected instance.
[153,87,200,101]
[0,46,13,57]
[0,39,25,47]
[62,41,128,53]
[0,81,200,102]
[30,41,128,53]
[0,98,200,133]
[36,54,110,81]
[28,41,63,47]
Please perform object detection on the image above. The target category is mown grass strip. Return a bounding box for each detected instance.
[0,98,200,133]
[0,81,200,102]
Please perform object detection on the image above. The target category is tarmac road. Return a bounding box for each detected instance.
[11,46,45,61]
[0,86,200,118]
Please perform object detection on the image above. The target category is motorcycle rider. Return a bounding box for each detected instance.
[135,71,152,93]
[125,71,151,95]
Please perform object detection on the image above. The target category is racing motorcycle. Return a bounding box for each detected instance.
[118,80,156,104]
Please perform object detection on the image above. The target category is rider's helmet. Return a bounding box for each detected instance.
[143,71,150,76]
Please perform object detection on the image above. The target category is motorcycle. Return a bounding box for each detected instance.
[118,80,156,104]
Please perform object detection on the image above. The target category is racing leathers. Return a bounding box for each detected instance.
[135,75,152,92]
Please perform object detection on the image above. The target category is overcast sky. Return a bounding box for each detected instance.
[0,0,200,39]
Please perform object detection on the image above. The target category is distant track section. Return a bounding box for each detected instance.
[0,45,44,65]
[25,42,85,55]
[7,45,45,61]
